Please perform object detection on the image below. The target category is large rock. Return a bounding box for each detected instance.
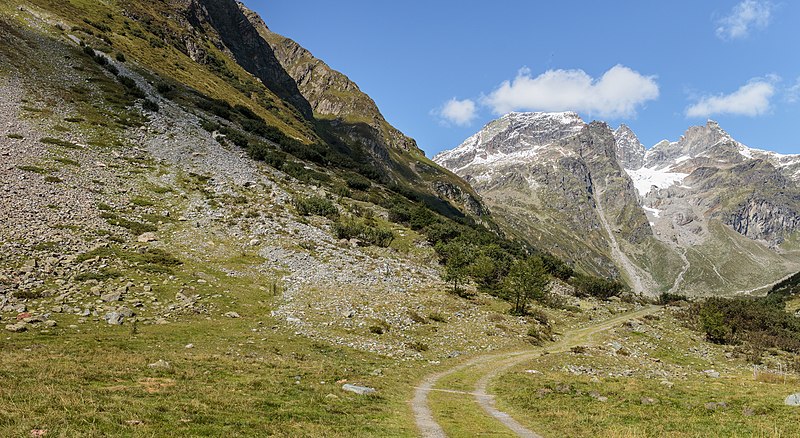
[341,384,376,395]
[5,323,26,332]
[785,393,800,406]
[101,291,122,302]
[137,232,158,243]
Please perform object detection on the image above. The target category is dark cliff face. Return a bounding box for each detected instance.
[189,0,313,119]
[577,123,653,245]
[729,198,800,246]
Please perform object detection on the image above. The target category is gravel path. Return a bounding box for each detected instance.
[412,305,661,437]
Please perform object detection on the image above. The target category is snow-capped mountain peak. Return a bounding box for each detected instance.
[433,111,586,173]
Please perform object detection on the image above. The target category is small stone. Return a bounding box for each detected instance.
[370,368,383,376]
[742,406,756,416]
[703,369,720,378]
[147,359,171,370]
[104,312,124,325]
[43,320,57,328]
[101,292,122,302]
[641,397,658,405]
[137,232,158,243]
[341,384,376,395]
[185,343,194,349]
[224,312,240,318]
[5,323,26,333]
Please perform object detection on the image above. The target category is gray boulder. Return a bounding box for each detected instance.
[342,384,376,395]
[785,393,800,406]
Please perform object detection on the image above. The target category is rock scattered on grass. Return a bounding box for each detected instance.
[341,384,375,395]
[147,359,171,370]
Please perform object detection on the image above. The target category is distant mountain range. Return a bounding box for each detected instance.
[435,112,800,295]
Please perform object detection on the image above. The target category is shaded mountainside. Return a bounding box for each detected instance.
[236,1,488,220]
[436,113,800,296]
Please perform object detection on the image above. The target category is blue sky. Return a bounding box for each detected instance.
[245,1,800,156]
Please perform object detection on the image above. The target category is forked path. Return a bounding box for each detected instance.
[412,305,661,437]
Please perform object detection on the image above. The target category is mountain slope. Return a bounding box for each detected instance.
[237,2,488,219]
[436,113,800,296]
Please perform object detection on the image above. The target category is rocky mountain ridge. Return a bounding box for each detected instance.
[436,113,800,295]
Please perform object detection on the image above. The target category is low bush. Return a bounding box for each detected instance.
[142,99,159,112]
[572,274,624,300]
[331,218,394,247]
[292,195,338,219]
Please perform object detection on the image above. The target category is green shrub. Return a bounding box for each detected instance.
[75,268,123,282]
[345,174,371,191]
[331,218,394,247]
[102,212,157,235]
[658,292,688,305]
[406,341,429,352]
[428,313,447,323]
[142,99,159,112]
[115,52,126,62]
[41,137,80,149]
[17,165,48,174]
[572,274,624,299]
[691,297,800,353]
[7,134,23,139]
[292,195,338,218]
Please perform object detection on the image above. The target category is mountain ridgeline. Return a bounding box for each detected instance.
[435,112,800,296]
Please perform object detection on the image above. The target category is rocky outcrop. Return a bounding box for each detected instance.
[728,198,800,246]
[613,124,645,170]
[189,0,313,119]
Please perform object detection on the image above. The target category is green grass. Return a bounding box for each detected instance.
[41,137,82,149]
[0,317,420,437]
[491,311,800,437]
[100,212,158,235]
[16,165,49,174]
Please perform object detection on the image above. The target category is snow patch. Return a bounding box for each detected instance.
[626,167,689,197]
[642,206,662,218]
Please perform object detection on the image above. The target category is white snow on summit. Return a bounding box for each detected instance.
[434,111,586,172]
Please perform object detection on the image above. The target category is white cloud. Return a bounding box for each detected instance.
[482,65,659,119]
[686,78,776,117]
[436,97,477,126]
[787,78,800,103]
[716,0,773,40]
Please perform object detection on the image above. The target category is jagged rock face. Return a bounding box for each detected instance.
[729,198,800,245]
[613,124,645,170]
[238,3,417,153]
[439,112,800,295]
[189,0,313,119]
[434,112,585,173]
[435,113,652,280]
[232,2,487,220]
[621,121,800,248]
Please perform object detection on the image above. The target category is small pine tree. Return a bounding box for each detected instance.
[504,257,550,315]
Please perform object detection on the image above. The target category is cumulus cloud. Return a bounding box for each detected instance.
[716,0,773,40]
[686,78,776,117]
[436,97,478,126]
[482,65,659,119]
